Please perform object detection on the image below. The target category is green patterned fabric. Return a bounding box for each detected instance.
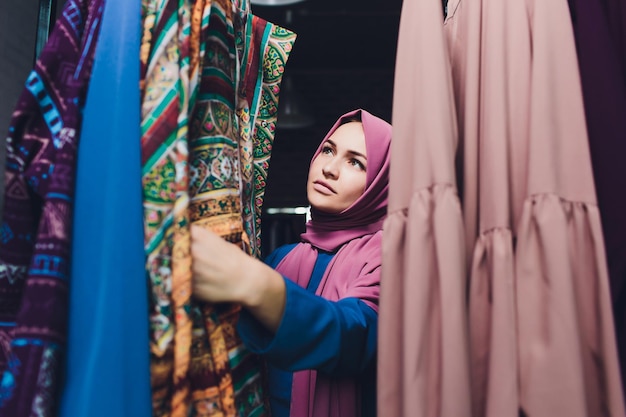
[239,17,296,258]
[139,0,296,415]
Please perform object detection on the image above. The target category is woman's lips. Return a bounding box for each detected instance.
[313,180,336,195]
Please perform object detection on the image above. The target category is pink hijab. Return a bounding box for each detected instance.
[300,109,392,253]
[274,109,392,417]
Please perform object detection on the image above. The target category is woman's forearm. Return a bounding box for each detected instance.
[240,258,287,333]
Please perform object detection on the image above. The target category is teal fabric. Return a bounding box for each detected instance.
[57,0,151,415]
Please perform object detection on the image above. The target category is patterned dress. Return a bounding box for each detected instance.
[0,0,104,416]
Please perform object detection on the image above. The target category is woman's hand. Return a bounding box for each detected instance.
[190,225,254,304]
[190,224,286,332]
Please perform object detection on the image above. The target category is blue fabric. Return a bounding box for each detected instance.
[263,243,297,268]
[238,244,378,417]
[253,243,297,417]
[57,0,151,415]
[305,251,334,293]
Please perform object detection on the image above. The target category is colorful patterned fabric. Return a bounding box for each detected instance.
[140,1,194,415]
[238,14,296,259]
[187,2,246,416]
[140,0,295,415]
[0,0,104,416]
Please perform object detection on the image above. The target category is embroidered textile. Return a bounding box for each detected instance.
[140,0,294,415]
[237,14,295,259]
[0,0,104,415]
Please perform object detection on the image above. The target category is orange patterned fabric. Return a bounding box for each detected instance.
[140,0,295,415]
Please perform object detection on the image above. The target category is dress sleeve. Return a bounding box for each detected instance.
[238,278,377,377]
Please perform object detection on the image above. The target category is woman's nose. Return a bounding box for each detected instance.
[322,159,339,178]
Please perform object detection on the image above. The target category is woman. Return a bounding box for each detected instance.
[191,108,392,417]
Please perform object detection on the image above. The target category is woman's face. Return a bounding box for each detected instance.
[307,121,368,214]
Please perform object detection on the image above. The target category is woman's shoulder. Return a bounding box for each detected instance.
[263,243,299,268]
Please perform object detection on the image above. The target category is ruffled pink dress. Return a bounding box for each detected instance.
[378,0,625,415]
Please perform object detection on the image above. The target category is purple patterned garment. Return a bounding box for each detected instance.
[0,0,103,415]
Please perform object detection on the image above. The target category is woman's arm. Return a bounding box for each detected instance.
[190,224,286,332]
[238,279,378,377]
[191,225,378,377]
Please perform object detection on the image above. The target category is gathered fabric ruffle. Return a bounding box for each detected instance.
[515,194,624,417]
[468,226,517,417]
[379,184,472,417]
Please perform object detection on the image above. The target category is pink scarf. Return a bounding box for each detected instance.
[274,109,392,417]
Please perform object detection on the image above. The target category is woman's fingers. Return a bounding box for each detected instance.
[189,224,250,303]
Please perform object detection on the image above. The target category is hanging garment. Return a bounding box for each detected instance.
[0,1,104,416]
[377,0,472,416]
[140,0,295,415]
[56,0,152,415]
[567,0,626,401]
[140,1,219,414]
[238,12,297,260]
[443,0,624,414]
[140,1,201,414]
[380,0,626,415]
[188,6,296,417]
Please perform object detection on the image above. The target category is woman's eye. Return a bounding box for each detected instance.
[350,159,366,170]
[322,146,333,154]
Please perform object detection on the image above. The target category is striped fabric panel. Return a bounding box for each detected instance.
[140,0,186,415]
[246,18,296,259]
